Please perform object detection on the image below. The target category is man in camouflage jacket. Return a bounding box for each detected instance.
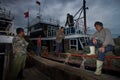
[10,28,28,80]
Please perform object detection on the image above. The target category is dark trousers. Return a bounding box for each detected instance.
[89,40,114,61]
[55,42,62,54]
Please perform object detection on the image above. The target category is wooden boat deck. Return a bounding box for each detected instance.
[21,55,120,80]
[23,67,51,80]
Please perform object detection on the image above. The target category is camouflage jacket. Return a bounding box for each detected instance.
[12,35,28,55]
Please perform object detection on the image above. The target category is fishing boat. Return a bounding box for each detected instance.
[0,0,120,80]
[29,0,89,53]
[0,6,14,80]
[28,0,120,77]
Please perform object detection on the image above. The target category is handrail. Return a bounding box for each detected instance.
[46,27,85,37]
[43,51,120,69]
[29,16,60,27]
[60,53,120,68]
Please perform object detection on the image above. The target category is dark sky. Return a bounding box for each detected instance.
[0,0,120,35]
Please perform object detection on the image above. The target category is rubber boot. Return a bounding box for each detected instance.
[94,60,103,76]
[87,46,95,55]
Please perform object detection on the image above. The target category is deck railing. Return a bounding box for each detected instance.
[42,50,120,70]
[30,16,60,27]
[47,27,84,37]
[0,8,14,20]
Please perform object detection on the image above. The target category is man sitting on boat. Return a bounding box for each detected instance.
[87,21,115,75]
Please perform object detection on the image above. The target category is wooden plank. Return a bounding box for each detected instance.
[23,67,51,80]
[31,56,120,80]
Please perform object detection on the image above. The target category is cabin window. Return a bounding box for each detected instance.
[71,40,76,45]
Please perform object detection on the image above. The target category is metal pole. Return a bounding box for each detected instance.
[27,8,30,35]
[39,6,40,16]
[83,0,87,34]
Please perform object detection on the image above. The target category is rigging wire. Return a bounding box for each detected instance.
[73,7,83,18]
[74,8,83,21]
[73,0,83,18]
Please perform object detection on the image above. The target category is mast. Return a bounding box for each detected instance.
[83,0,87,34]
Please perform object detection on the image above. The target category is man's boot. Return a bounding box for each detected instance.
[87,46,95,55]
[94,60,103,75]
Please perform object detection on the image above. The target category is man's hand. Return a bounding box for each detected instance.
[92,38,97,44]
[99,46,105,53]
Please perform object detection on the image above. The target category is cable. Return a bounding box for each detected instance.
[73,7,83,18]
